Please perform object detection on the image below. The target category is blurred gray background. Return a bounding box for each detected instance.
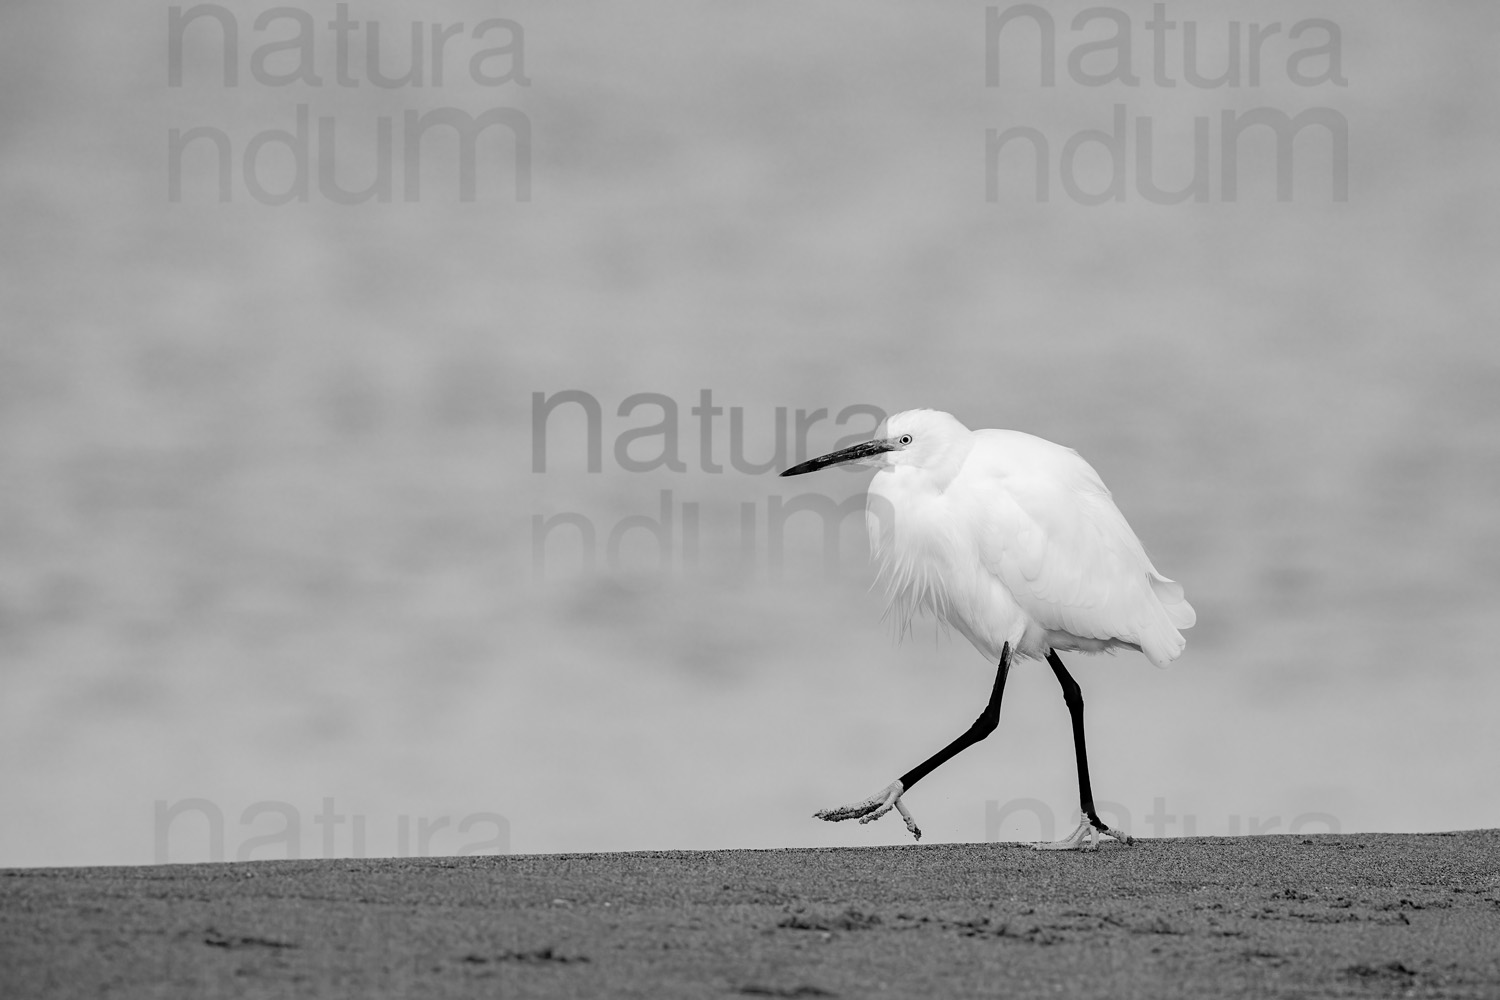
[2,1,1497,866]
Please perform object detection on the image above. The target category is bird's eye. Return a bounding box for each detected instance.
[898,434,913,446]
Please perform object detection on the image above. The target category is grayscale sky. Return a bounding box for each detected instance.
[1,1,1496,865]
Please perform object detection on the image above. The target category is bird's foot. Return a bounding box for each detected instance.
[814,780,922,841]
[1034,816,1134,851]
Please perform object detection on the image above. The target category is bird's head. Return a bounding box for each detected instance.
[780,409,972,477]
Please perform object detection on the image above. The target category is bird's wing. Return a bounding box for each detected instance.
[968,444,1194,666]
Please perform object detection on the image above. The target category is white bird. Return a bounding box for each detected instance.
[780,409,1195,850]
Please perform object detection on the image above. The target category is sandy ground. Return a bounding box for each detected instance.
[3,832,1498,999]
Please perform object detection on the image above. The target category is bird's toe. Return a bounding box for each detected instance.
[1033,818,1132,851]
[814,781,920,840]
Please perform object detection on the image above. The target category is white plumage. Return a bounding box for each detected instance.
[866,409,1195,668]
[781,407,1195,850]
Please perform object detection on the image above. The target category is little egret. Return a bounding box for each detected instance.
[780,409,1195,850]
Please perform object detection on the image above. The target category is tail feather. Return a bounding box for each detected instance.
[1138,572,1196,667]
[1150,573,1197,629]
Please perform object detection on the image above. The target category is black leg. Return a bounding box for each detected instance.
[898,643,1012,791]
[1047,649,1127,840]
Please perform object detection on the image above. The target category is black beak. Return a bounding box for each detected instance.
[780,438,897,476]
